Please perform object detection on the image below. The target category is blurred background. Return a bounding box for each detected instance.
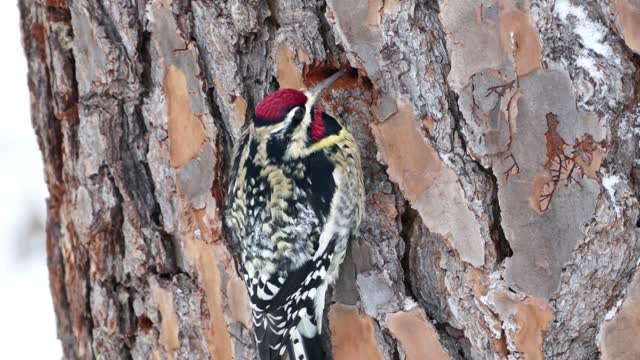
[0,2,62,358]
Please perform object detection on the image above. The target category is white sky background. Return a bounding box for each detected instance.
[0,1,62,359]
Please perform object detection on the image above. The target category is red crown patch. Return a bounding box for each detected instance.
[255,89,307,120]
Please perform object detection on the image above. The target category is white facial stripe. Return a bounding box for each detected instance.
[269,106,301,135]
[284,98,315,160]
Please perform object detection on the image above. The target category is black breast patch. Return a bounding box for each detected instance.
[300,150,336,220]
[266,131,288,161]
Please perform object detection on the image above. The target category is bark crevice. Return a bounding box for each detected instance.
[486,168,514,263]
[19,0,640,358]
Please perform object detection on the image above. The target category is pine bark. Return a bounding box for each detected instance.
[19,0,640,359]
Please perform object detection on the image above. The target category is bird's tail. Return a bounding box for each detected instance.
[287,327,326,360]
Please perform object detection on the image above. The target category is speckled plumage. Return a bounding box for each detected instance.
[225,81,364,360]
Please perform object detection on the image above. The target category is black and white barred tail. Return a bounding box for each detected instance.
[249,241,337,360]
[257,325,326,360]
[287,329,325,360]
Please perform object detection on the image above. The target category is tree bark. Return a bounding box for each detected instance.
[19,0,640,359]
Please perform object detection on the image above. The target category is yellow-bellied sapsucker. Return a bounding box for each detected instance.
[225,70,364,360]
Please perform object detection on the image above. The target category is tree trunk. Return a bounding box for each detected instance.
[19,0,640,359]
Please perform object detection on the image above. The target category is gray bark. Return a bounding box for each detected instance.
[19,0,640,359]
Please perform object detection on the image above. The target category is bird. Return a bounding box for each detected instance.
[224,69,365,360]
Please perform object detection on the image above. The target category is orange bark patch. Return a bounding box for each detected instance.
[387,308,449,360]
[499,7,542,76]
[382,0,402,14]
[329,304,384,360]
[466,266,488,297]
[367,0,383,25]
[494,337,508,357]
[213,79,226,98]
[193,207,223,244]
[55,104,79,122]
[600,270,640,359]
[529,170,552,214]
[230,96,248,130]
[424,65,434,79]
[584,149,603,178]
[151,284,180,355]
[611,0,640,54]
[296,49,311,65]
[371,101,441,202]
[165,65,207,168]
[276,47,305,89]
[198,242,234,360]
[574,144,603,180]
[422,115,435,135]
[373,101,485,266]
[183,209,234,360]
[572,129,606,180]
[512,298,555,360]
[490,292,555,360]
[228,275,251,329]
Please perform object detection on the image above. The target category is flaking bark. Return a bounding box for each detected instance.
[19,0,640,359]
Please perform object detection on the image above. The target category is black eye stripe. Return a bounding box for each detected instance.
[289,107,304,126]
[265,107,304,160]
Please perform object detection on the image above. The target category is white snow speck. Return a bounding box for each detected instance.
[604,298,624,321]
[441,153,456,168]
[602,174,620,199]
[554,0,618,80]
[617,114,640,140]
[554,0,613,58]
[576,56,603,80]
[618,115,631,140]
[402,297,418,311]
[601,173,622,215]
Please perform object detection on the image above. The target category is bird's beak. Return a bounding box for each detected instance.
[305,69,345,105]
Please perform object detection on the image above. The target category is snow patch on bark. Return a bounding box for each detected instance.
[554,0,613,58]
[618,112,640,140]
[603,297,624,321]
[554,0,619,80]
[601,172,622,216]
[576,56,604,80]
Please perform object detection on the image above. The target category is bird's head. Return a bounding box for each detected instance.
[251,70,345,160]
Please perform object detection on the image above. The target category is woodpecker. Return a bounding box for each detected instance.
[224,70,364,360]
